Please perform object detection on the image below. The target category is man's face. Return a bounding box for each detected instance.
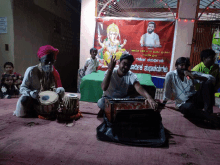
[5,65,13,74]
[203,55,216,68]
[40,54,55,73]
[90,50,97,59]
[119,59,132,74]
[176,63,188,74]
[147,24,155,34]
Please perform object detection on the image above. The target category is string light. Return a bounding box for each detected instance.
[177,18,197,22]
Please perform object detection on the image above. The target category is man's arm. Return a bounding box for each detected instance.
[134,82,158,110]
[134,82,153,99]
[184,70,215,82]
[101,56,116,91]
[162,72,173,105]
[20,67,39,100]
[84,60,88,72]
[155,34,160,46]
[140,35,144,47]
[96,60,99,72]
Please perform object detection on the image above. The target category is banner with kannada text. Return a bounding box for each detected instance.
[94,18,175,76]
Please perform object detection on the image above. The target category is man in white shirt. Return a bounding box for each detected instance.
[140,22,161,47]
[84,48,99,75]
[13,45,65,118]
[97,54,158,117]
[162,57,220,126]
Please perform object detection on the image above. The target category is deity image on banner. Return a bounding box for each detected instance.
[98,23,127,66]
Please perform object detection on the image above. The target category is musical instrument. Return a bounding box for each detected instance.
[37,91,59,116]
[100,98,165,144]
[57,93,79,121]
[105,98,152,123]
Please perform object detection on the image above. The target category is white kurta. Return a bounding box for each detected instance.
[13,65,65,117]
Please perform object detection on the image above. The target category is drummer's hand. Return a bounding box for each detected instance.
[30,90,40,105]
[145,98,158,111]
[30,90,40,102]
[36,95,41,105]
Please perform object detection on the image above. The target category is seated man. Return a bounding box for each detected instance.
[13,45,65,118]
[97,53,158,117]
[192,49,220,92]
[162,57,219,126]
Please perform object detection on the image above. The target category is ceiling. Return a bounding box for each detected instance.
[97,0,220,20]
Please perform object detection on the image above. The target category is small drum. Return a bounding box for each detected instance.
[37,91,59,116]
[57,93,79,121]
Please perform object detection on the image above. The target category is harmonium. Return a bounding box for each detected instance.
[104,98,163,140]
[105,98,154,123]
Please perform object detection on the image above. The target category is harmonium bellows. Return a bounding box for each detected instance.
[104,98,152,122]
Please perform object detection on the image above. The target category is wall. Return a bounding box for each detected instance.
[13,0,80,92]
[0,0,14,75]
[33,0,74,22]
[79,0,96,68]
[170,0,198,70]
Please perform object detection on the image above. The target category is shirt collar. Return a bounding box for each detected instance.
[200,62,214,70]
[174,70,178,75]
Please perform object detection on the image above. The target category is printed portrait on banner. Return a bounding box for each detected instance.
[94,18,175,76]
[140,21,161,48]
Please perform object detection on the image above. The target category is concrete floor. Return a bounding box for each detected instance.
[0,94,220,165]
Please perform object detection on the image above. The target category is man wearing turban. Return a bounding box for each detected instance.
[13,45,65,118]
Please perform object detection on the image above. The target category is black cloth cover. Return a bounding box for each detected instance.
[97,110,166,147]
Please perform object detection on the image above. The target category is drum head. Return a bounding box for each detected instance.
[39,91,59,105]
[66,93,78,98]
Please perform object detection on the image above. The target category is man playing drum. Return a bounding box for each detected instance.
[97,53,158,117]
[13,45,65,119]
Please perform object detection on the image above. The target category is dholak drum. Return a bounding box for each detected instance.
[57,93,79,121]
[37,91,59,117]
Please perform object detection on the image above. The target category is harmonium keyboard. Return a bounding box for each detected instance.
[105,98,153,123]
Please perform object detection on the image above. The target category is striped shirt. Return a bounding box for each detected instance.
[163,70,215,107]
[103,68,139,98]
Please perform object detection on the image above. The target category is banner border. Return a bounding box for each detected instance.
[96,17,175,22]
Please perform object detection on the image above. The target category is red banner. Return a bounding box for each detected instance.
[94,18,175,76]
